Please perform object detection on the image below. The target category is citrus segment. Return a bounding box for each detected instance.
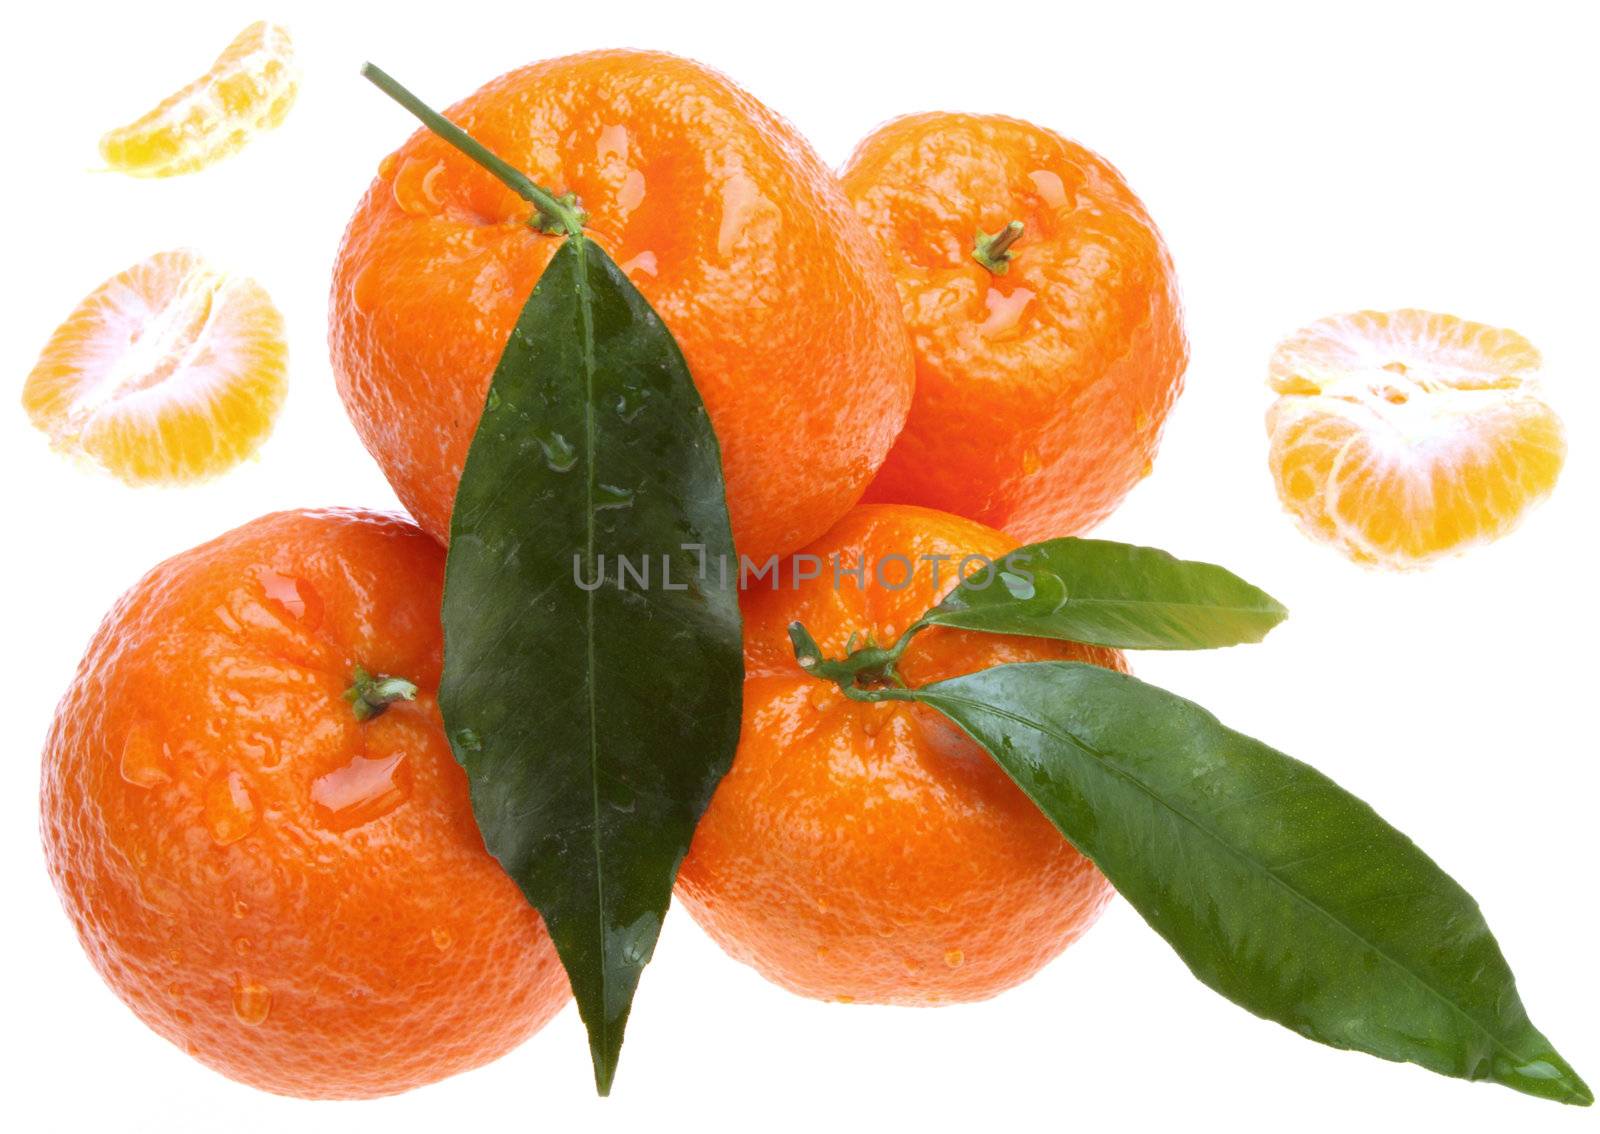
[100,21,297,177]
[23,250,288,484]
[1266,309,1565,568]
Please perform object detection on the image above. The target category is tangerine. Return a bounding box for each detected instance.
[840,113,1187,541]
[331,50,914,562]
[39,509,569,1098]
[677,504,1120,1003]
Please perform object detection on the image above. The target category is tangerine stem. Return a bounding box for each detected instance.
[972,220,1024,275]
[788,619,929,698]
[361,63,587,237]
[343,665,418,722]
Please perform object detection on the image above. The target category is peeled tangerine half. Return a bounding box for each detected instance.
[1267,309,1565,569]
[23,250,287,485]
[100,21,297,177]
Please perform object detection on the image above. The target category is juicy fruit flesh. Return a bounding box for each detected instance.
[678,504,1119,1004]
[1267,310,1565,568]
[38,510,569,1098]
[100,21,298,177]
[22,250,287,484]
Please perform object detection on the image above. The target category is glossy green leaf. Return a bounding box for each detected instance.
[922,537,1287,649]
[912,662,1589,1105]
[439,235,742,1095]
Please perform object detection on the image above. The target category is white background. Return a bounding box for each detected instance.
[2,1,1596,1130]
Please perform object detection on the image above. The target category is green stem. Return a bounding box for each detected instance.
[344,665,419,722]
[788,618,931,700]
[361,62,587,237]
[972,220,1024,275]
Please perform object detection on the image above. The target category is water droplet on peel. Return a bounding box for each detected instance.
[392,156,446,215]
[1028,169,1070,210]
[807,687,832,712]
[205,772,258,846]
[231,895,249,919]
[485,388,502,412]
[978,286,1035,337]
[1021,448,1042,476]
[119,723,171,788]
[717,174,779,259]
[232,979,271,1026]
[944,949,965,968]
[311,752,411,832]
[352,263,383,313]
[617,169,647,212]
[234,936,252,956]
[1134,411,1151,433]
[255,568,322,629]
[861,702,894,738]
[835,994,855,1005]
[597,123,630,162]
[453,728,483,753]
[431,926,455,952]
[619,250,658,278]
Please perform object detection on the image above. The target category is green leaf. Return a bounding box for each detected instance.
[921,537,1287,649]
[438,235,743,1095]
[911,662,1590,1105]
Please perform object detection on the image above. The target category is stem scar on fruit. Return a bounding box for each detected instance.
[361,63,588,237]
[343,665,418,722]
[972,220,1024,275]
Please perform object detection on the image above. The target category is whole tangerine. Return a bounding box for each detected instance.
[676,504,1120,1004]
[331,50,914,563]
[841,113,1188,541]
[39,509,569,1099]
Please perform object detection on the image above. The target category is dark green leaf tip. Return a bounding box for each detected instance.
[913,661,1587,1105]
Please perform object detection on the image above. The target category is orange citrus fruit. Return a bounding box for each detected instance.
[22,250,288,484]
[677,504,1120,1004]
[39,509,569,1098]
[840,113,1187,542]
[100,21,298,177]
[330,50,914,563]
[1267,309,1566,568]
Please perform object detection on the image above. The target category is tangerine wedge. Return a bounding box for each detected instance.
[23,250,288,484]
[100,21,297,177]
[1266,309,1565,569]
